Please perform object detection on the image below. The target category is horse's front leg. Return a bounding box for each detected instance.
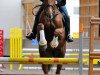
[50,36,59,48]
[38,23,47,46]
[50,28,60,48]
[50,28,64,48]
[38,23,48,74]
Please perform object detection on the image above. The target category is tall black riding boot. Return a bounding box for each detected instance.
[26,4,45,40]
[26,27,37,40]
[64,15,73,42]
[26,15,38,40]
[26,33,36,40]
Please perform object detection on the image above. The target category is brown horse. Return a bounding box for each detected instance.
[37,0,66,74]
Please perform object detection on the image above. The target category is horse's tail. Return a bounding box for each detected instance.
[48,64,52,72]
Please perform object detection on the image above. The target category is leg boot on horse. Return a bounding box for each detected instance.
[26,4,45,40]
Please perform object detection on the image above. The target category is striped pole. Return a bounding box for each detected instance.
[0,57,88,64]
[22,48,100,52]
[23,67,100,71]
[2,54,99,65]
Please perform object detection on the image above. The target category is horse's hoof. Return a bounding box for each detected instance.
[39,40,47,46]
[50,37,59,48]
[51,44,58,48]
[50,42,59,48]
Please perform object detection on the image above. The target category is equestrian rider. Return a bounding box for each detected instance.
[26,0,73,42]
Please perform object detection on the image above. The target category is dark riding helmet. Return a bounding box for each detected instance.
[40,0,43,2]
[40,0,66,6]
[57,0,66,6]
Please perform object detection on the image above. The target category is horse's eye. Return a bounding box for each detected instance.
[48,14,53,19]
[48,15,51,18]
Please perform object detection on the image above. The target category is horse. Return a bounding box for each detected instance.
[37,0,66,74]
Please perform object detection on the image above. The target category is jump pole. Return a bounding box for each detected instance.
[22,53,89,57]
[22,48,100,52]
[0,57,88,64]
[79,23,83,75]
[23,67,100,71]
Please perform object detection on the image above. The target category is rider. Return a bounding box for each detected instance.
[26,0,73,42]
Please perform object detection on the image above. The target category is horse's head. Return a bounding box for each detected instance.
[43,0,57,20]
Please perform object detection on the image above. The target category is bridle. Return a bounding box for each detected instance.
[43,4,56,20]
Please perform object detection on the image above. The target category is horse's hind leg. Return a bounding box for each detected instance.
[56,64,62,74]
[56,43,66,74]
[42,64,48,74]
[39,46,48,74]
[39,45,51,74]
